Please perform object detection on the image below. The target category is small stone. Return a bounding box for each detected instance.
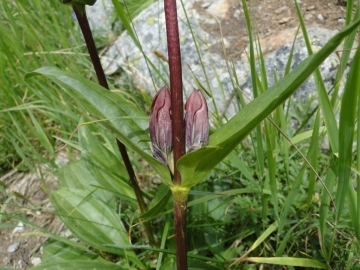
[304,13,313,20]
[12,222,24,234]
[31,257,42,266]
[7,242,20,253]
[338,18,346,23]
[233,9,241,18]
[306,5,315,11]
[317,14,324,21]
[275,6,288,14]
[279,17,291,24]
[201,2,211,8]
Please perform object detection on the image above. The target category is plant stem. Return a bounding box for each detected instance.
[164,0,185,186]
[164,0,188,268]
[72,3,156,248]
[172,187,189,270]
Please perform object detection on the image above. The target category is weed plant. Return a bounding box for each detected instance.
[1,0,360,269]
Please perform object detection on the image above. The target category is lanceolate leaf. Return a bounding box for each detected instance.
[31,261,127,270]
[240,257,325,269]
[337,44,360,219]
[177,18,360,188]
[25,68,173,186]
[78,122,137,201]
[51,188,144,268]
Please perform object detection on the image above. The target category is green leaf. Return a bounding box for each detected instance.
[51,188,144,268]
[58,160,113,203]
[295,1,339,152]
[42,241,100,264]
[31,261,126,270]
[78,122,136,201]
[241,257,326,268]
[25,67,173,186]
[140,184,172,221]
[337,45,360,219]
[177,17,360,188]
[78,120,128,180]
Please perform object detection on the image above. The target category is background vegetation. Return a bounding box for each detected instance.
[1,0,360,269]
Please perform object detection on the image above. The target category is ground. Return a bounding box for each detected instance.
[0,0,353,268]
[195,0,351,59]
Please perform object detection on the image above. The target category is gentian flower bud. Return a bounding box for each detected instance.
[150,86,173,173]
[185,89,209,152]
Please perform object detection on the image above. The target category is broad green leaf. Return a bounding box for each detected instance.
[78,122,136,201]
[78,121,128,180]
[337,45,360,219]
[31,261,126,270]
[42,241,100,264]
[58,160,113,203]
[25,67,173,186]
[178,17,360,188]
[51,188,144,268]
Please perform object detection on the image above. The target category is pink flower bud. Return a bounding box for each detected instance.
[150,86,173,171]
[185,89,209,152]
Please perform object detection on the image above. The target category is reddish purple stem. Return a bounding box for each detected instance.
[164,0,185,186]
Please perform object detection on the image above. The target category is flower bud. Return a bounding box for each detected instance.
[150,86,173,172]
[185,89,209,152]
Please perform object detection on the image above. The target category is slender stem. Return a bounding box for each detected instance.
[172,187,189,270]
[164,0,185,186]
[164,0,188,268]
[72,3,156,247]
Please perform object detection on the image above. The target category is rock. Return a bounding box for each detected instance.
[317,14,324,21]
[275,6,288,14]
[279,17,291,24]
[205,0,229,19]
[101,0,244,115]
[7,242,20,253]
[12,222,24,234]
[304,13,313,20]
[241,28,351,103]
[31,257,42,266]
[98,1,352,117]
[86,0,114,38]
[306,5,315,11]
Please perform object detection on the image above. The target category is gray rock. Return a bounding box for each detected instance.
[242,28,346,103]
[7,242,20,253]
[101,0,247,116]
[97,1,352,117]
[86,0,115,38]
[275,6,288,14]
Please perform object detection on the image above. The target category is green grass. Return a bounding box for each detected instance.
[2,0,360,269]
[0,1,89,172]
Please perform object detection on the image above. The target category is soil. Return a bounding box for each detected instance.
[194,0,352,60]
[0,155,65,269]
[0,0,353,268]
